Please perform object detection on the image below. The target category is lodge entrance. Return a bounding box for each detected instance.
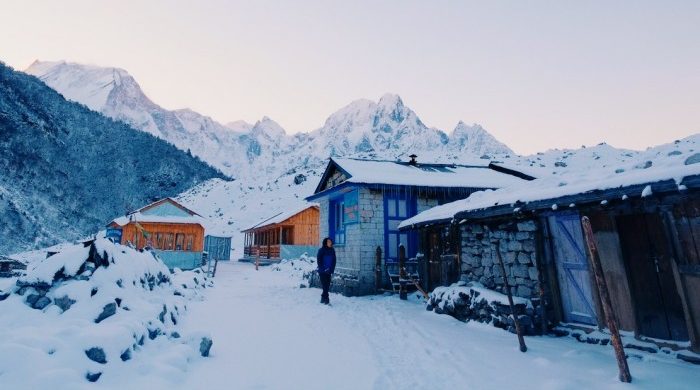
[616,213,689,341]
[425,227,460,291]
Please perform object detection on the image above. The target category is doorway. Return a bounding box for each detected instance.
[617,213,689,341]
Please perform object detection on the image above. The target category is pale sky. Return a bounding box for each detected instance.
[2,0,699,154]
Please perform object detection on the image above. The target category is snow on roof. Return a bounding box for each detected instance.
[111,214,206,226]
[109,198,206,227]
[329,158,529,189]
[400,136,700,228]
[242,203,319,232]
[134,197,202,217]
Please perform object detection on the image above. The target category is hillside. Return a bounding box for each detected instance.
[0,62,225,254]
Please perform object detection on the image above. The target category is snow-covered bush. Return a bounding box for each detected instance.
[270,254,317,286]
[0,238,212,386]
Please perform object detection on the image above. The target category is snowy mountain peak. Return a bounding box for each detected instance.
[24,61,516,178]
[26,60,133,112]
[377,93,404,108]
[225,120,253,133]
[450,121,513,156]
[252,116,287,139]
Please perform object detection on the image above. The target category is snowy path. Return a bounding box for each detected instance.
[132,262,698,390]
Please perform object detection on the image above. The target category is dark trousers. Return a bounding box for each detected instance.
[319,272,332,300]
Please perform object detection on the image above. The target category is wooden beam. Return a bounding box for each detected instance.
[581,216,631,383]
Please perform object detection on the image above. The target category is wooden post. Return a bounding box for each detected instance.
[399,244,408,300]
[375,246,383,291]
[581,216,632,383]
[255,247,260,271]
[493,242,528,353]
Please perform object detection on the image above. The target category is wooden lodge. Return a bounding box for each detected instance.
[0,255,26,278]
[241,203,320,261]
[107,198,206,270]
[400,162,700,355]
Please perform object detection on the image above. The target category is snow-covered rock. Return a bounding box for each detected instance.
[0,238,212,387]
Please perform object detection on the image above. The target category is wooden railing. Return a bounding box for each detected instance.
[244,245,281,259]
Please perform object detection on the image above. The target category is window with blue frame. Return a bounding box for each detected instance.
[330,197,345,245]
[384,194,417,263]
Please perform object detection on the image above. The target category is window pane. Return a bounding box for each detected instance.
[387,199,396,217]
[388,234,397,257]
[388,220,401,232]
[399,234,408,251]
[176,233,185,251]
[398,199,407,218]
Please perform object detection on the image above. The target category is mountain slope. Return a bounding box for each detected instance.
[25,61,253,177]
[0,62,225,254]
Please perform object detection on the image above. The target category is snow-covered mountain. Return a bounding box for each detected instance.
[25,61,513,180]
[0,63,223,255]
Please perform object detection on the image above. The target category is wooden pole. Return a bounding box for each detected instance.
[255,247,260,271]
[375,246,383,291]
[399,244,408,300]
[493,242,528,353]
[581,216,632,383]
[487,224,527,351]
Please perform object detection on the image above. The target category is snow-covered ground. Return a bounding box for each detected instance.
[116,261,698,390]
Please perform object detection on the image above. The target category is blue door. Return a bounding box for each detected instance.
[384,194,417,263]
[549,213,598,325]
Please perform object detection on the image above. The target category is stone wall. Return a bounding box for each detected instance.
[459,220,541,299]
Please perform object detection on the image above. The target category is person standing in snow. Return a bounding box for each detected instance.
[316,237,336,305]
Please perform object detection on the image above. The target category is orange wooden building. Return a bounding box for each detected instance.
[107,198,206,269]
[242,203,320,260]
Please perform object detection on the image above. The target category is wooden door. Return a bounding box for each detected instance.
[549,213,599,325]
[617,214,689,341]
[428,231,442,290]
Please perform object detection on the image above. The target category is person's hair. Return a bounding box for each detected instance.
[321,237,332,248]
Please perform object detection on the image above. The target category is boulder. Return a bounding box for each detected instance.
[200,337,213,357]
[85,372,102,382]
[33,296,51,310]
[120,349,132,362]
[85,347,107,364]
[95,302,117,323]
[54,295,76,312]
[26,293,41,307]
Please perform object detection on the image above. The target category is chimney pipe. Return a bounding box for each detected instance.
[408,154,418,166]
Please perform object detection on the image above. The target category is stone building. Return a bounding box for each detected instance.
[400,160,700,355]
[305,156,531,296]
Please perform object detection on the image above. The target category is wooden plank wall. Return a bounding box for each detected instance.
[121,222,205,252]
[670,198,700,352]
[587,211,637,332]
[285,207,320,246]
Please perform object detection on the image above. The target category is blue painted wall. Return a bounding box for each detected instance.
[204,235,232,261]
[281,245,318,259]
[154,250,203,270]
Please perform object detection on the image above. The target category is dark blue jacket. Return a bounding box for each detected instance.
[316,246,336,274]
